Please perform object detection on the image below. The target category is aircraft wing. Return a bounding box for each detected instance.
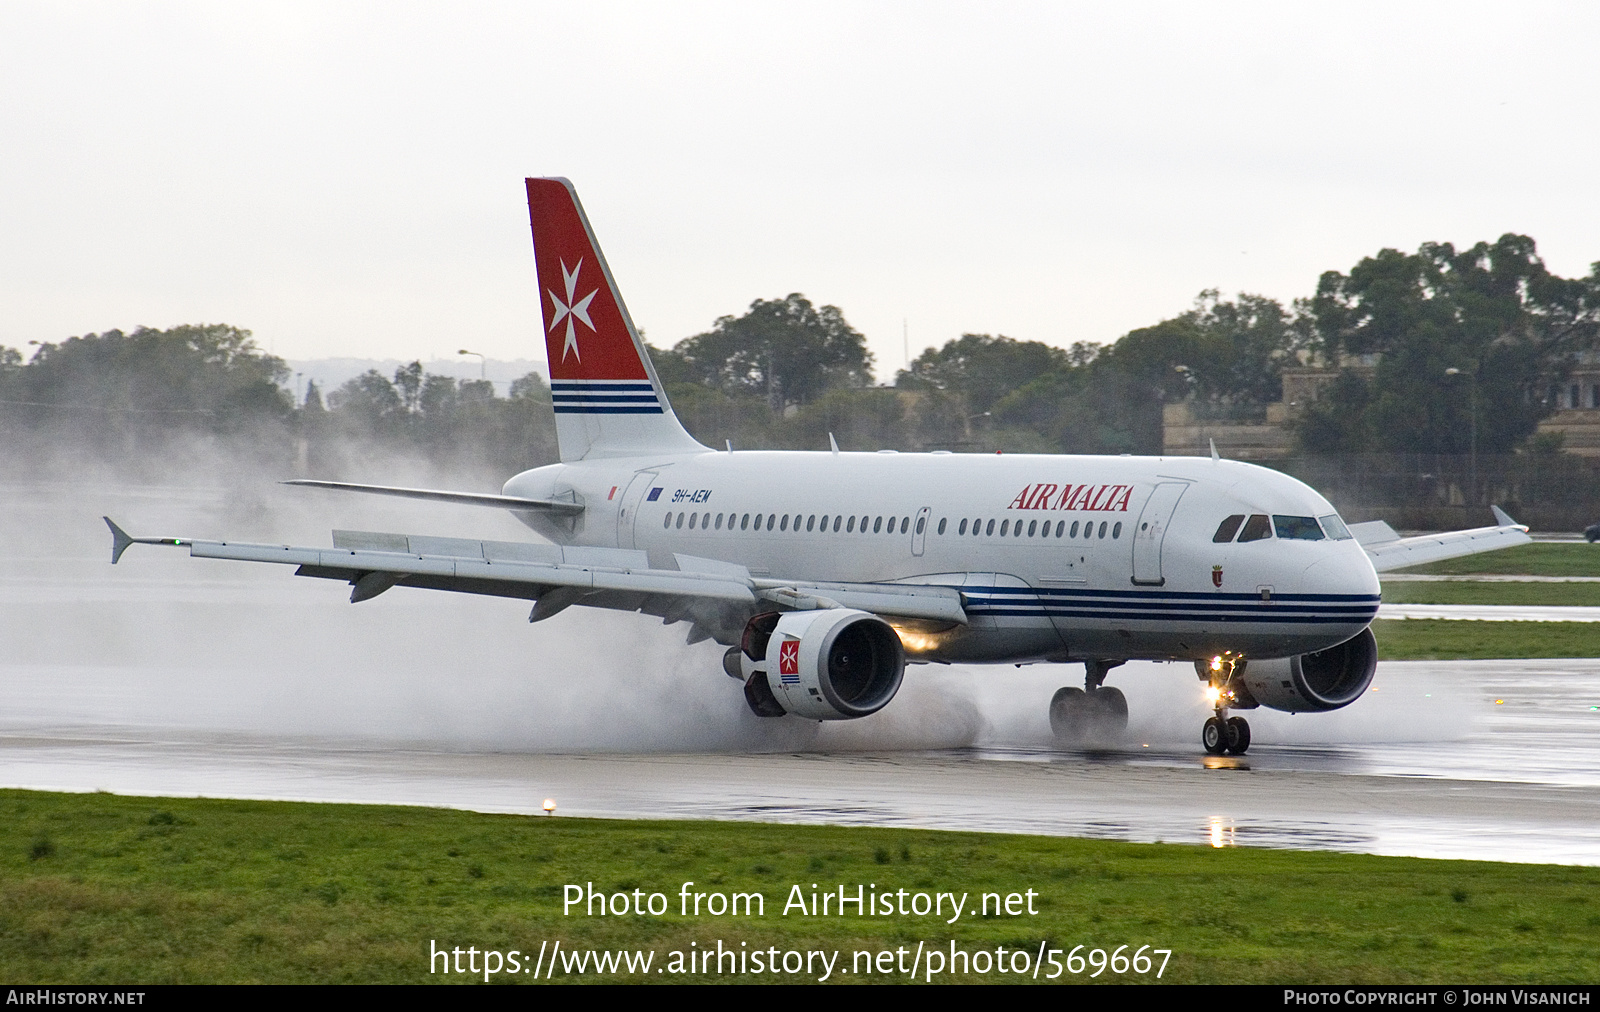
[102,520,968,630]
[1360,505,1533,573]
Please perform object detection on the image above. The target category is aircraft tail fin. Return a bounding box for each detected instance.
[525,177,705,461]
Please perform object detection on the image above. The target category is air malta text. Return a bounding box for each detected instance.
[1007,483,1134,512]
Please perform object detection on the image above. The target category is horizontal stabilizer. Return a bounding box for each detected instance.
[282,480,585,514]
[1365,506,1532,573]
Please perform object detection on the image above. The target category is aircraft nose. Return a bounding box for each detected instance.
[1301,551,1381,600]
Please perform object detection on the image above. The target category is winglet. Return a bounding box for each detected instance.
[1209,438,1220,463]
[104,516,135,564]
[1490,504,1527,530]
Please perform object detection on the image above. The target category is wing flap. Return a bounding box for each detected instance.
[754,578,968,624]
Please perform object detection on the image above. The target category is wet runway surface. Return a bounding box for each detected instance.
[8,646,1600,865]
[6,478,1600,866]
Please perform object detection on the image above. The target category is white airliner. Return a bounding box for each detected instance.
[105,177,1533,755]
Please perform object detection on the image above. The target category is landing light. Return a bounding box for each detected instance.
[1202,686,1222,705]
[1210,656,1223,672]
[542,798,557,816]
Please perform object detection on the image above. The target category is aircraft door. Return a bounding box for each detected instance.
[911,507,931,556]
[614,470,660,549]
[1131,481,1188,586]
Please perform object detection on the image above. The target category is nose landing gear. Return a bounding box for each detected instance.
[1050,659,1127,745]
[1198,655,1251,755]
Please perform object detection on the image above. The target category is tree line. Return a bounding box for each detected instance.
[3,234,1597,475]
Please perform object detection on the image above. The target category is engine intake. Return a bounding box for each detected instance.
[1234,627,1378,713]
[743,608,905,720]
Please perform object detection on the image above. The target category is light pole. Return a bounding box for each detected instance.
[1445,367,1477,503]
[457,348,486,381]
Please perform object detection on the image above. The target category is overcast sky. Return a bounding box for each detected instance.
[3,1,1597,377]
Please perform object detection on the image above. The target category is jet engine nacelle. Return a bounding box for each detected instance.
[743,608,906,720]
[1234,627,1378,713]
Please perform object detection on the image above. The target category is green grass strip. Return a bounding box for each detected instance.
[1397,543,1600,577]
[1381,582,1600,606]
[1372,620,1600,660]
[3,789,1599,983]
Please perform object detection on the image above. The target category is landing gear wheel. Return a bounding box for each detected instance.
[1202,716,1228,755]
[1225,716,1251,755]
[1088,686,1128,732]
[1051,686,1127,743]
[1049,686,1087,739]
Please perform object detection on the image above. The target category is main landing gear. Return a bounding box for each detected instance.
[1050,659,1127,745]
[1198,656,1250,755]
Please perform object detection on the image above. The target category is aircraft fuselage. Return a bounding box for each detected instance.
[504,449,1380,665]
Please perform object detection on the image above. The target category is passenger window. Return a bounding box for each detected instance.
[958,519,968,535]
[1000,520,1009,536]
[1097,521,1107,539]
[807,515,816,532]
[663,512,672,528]
[900,517,910,534]
[780,515,789,531]
[986,519,995,536]
[833,516,842,532]
[676,513,685,529]
[846,516,856,533]
[873,517,883,533]
[715,514,723,530]
[1055,521,1065,537]
[1213,515,1245,543]
[916,517,926,535]
[689,513,698,530]
[1237,514,1273,542]
[937,518,947,535]
[1112,522,1122,538]
[1070,521,1079,537]
[1273,515,1325,541]
[768,514,776,530]
[1028,520,1037,537]
[741,513,750,530]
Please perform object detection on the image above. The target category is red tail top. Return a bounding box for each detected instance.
[524,177,703,460]
[525,177,648,382]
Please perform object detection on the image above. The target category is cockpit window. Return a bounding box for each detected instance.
[1318,513,1353,541]
[1273,515,1326,541]
[1237,514,1273,542]
[1213,515,1245,543]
